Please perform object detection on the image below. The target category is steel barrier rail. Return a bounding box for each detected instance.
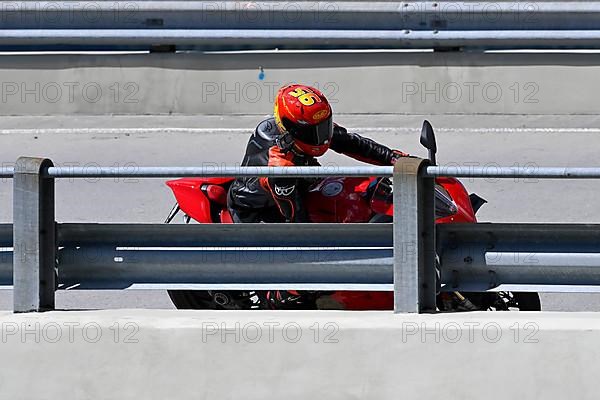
[10,156,600,313]
[0,222,394,289]
[1,225,395,289]
[50,223,600,290]
[0,167,14,178]
[7,29,600,50]
[1,222,394,288]
[5,1,600,31]
[425,166,600,179]
[45,165,393,178]
[2,1,600,30]
[0,224,10,247]
[0,2,599,51]
[0,225,10,285]
[12,156,433,313]
[57,247,392,289]
[5,221,600,291]
[57,223,393,247]
[43,165,600,179]
[4,1,600,51]
[437,223,600,291]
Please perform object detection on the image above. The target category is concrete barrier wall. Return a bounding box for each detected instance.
[0,309,598,399]
[0,51,598,115]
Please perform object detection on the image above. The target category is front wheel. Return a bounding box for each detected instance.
[463,291,541,311]
[168,290,268,310]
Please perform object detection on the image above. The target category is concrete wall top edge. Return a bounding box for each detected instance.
[0,51,599,70]
[1,310,600,336]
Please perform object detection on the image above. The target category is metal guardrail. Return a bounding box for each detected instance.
[4,223,600,289]
[56,223,393,247]
[0,222,394,287]
[0,167,14,178]
[45,165,392,178]
[5,1,600,31]
[6,156,600,313]
[425,166,600,179]
[5,30,600,50]
[437,223,600,291]
[2,1,600,51]
[6,165,600,179]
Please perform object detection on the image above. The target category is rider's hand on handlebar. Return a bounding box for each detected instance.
[390,150,410,165]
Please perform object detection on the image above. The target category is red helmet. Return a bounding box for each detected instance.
[274,84,333,157]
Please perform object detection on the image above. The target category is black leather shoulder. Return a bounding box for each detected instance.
[333,122,347,135]
[243,117,278,159]
[255,117,279,141]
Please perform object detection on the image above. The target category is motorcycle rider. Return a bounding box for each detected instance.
[227,83,409,223]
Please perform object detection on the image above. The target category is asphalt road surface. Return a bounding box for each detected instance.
[2,113,600,311]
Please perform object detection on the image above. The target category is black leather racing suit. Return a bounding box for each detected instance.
[227,117,401,223]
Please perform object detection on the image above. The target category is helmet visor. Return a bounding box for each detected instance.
[283,117,333,146]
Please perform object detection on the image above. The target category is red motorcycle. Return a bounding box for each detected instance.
[165,121,541,311]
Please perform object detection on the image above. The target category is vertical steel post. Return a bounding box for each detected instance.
[393,157,436,313]
[13,157,55,312]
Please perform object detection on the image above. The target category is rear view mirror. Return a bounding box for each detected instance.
[420,120,437,165]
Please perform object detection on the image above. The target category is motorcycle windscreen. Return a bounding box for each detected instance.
[370,179,458,218]
[370,178,393,216]
[434,184,458,218]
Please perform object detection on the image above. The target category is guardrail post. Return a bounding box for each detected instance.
[393,157,436,313]
[13,157,56,312]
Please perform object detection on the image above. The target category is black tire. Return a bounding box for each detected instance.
[462,291,541,311]
[168,290,268,310]
[168,290,223,309]
[512,292,542,311]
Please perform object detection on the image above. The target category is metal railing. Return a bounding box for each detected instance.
[3,1,600,51]
[0,167,14,178]
[5,156,600,313]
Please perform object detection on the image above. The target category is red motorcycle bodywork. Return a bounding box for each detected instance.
[434,177,477,224]
[306,177,374,223]
[166,174,477,310]
[166,177,234,223]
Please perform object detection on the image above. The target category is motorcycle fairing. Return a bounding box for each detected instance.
[166,177,234,223]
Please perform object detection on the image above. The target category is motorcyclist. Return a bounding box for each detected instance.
[227,83,408,223]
